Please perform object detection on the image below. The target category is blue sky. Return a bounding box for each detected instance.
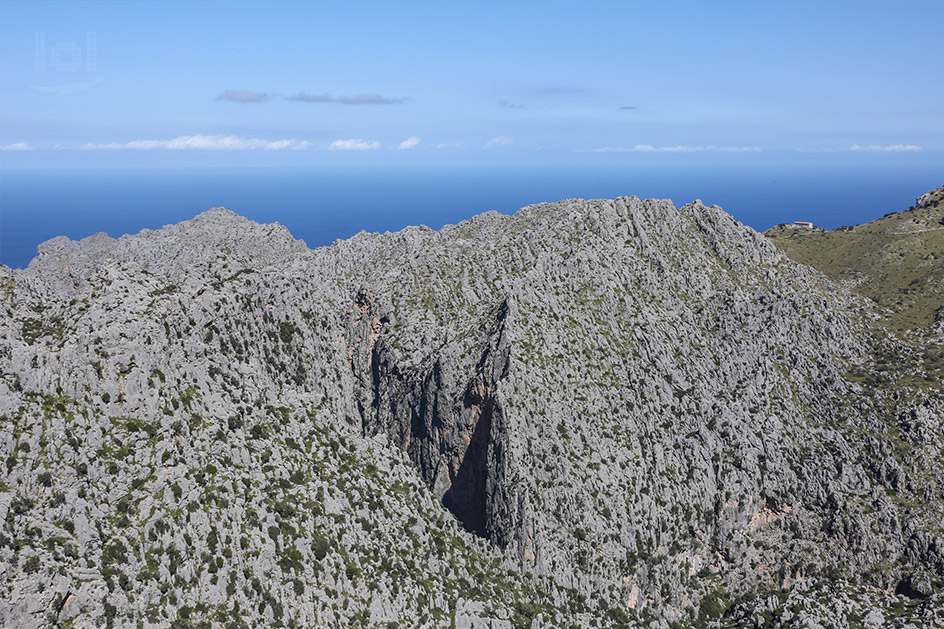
[1,0,942,167]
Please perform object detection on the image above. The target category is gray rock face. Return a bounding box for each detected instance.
[915,185,943,209]
[1,197,942,627]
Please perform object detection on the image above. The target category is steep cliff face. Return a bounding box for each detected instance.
[1,195,942,628]
[347,289,514,544]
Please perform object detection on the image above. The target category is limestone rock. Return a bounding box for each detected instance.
[1,195,942,627]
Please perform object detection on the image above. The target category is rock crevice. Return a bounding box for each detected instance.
[347,292,515,544]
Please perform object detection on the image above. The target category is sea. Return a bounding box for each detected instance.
[1,162,941,269]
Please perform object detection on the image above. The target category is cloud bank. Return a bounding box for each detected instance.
[286,91,405,105]
[285,91,335,103]
[580,144,760,153]
[484,136,513,148]
[338,93,405,105]
[397,136,421,150]
[216,89,269,103]
[797,144,923,153]
[1,142,34,151]
[328,139,381,151]
[82,135,312,151]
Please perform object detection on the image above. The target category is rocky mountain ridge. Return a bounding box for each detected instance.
[1,194,942,627]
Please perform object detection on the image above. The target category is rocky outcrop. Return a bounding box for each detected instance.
[915,185,944,209]
[1,196,942,627]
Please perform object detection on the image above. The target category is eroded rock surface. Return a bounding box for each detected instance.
[1,196,942,627]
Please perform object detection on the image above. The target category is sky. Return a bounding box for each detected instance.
[1,0,943,169]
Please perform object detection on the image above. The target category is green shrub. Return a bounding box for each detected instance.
[278,321,297,343]
[696,587,730,627]
[312,533,330,560]
[23,555,41,574]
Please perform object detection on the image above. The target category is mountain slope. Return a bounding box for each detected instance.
[765,185,944,335]
[1,196,943,627]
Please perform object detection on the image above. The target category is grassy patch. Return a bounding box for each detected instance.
[766,189,944,335]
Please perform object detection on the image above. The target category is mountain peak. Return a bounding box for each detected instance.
[15,207,307,297]
[189,206,243,223]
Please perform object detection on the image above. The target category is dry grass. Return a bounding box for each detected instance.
[766,186,944,335]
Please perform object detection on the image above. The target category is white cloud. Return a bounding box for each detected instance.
[485,136,513,148]
[797,144,924,153]
[81,135,311,151]
[398,136,421,150]
[1,142,34,151]
[266,139,313,151]
[851,144,923,152]
[435,142,462,149]
[328,139,381,151]
[579,144,761,153]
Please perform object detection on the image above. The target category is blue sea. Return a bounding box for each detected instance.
[1,162,941,269]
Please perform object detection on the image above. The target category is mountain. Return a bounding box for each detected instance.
[1,195,942,628]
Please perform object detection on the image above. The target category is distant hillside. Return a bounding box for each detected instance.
[766,185,944,335]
